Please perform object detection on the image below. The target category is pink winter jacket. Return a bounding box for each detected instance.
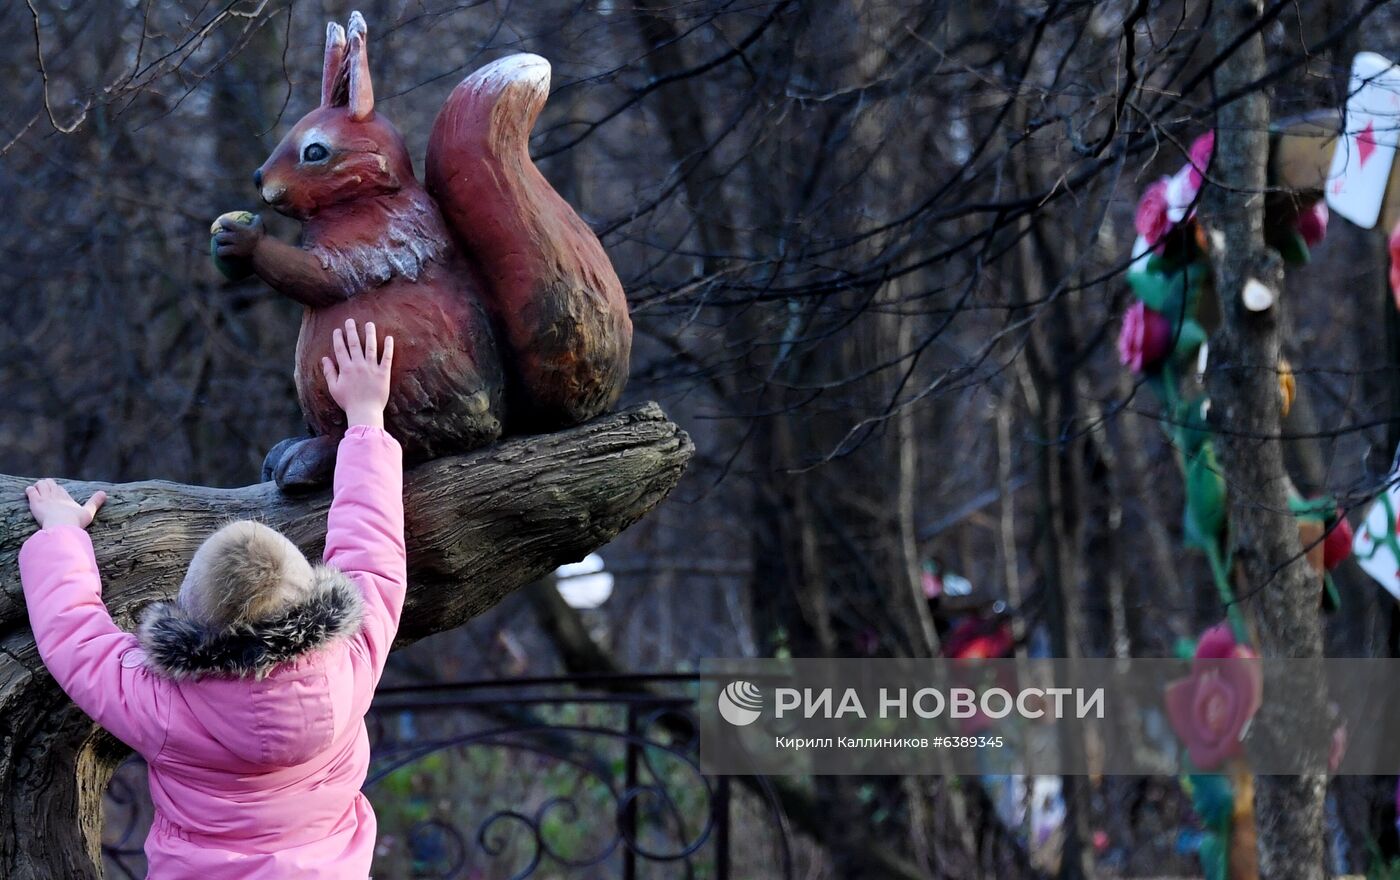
[18,424,405,879]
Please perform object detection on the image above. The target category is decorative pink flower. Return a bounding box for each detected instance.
[1187,130,1215,190]
[1164,623,1262,771]
[1117,301,1173,373]
[1194,622,1236,660]
[1134,178,1172,248]
[1295,201,1329,247]
[1133,132,1213,254]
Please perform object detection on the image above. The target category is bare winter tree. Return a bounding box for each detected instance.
[4,0,1400,877]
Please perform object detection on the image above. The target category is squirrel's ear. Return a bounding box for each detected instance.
[346,12,374,121]
[321,22,348,107]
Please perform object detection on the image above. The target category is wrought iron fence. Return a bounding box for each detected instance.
[102,672,794,879]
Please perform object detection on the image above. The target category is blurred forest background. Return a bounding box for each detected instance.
[5,0,1400,877]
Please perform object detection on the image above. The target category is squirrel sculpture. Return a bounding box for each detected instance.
[213,12,632,490]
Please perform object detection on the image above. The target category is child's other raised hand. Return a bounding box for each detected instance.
[25,479,106,531]
[321,318,394,429]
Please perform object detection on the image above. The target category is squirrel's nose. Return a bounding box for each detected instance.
[253,168,263,189]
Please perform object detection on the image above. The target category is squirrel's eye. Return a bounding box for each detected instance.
[301,143,329,163]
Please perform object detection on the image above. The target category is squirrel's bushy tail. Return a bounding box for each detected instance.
[425,54,632,431]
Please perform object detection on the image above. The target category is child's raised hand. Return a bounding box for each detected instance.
[321,318,394,429]
[25,479,106,531]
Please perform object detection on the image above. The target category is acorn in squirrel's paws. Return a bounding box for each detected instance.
[210,211,257,281]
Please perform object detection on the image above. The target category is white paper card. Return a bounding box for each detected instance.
[1354,481,1400,600]
[1327,52,1400,229]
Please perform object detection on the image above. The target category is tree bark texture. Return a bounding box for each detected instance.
[0,402,692,878]
[1202,3,1327,878]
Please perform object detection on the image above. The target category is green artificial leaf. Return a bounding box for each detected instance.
[1145,371,1170,403]
[1185,443,1227,547]
[1161,278,1191,320]
[1274,227,1311,266]
[1173,396,1212,456]
[1128,267,1175,311]
[1164,265,1209,322]
[1172,319,1208,359]
[1289,494,1335,523]
[1180,259,1211,297]
[1141,239,1189,275]
[1323,572,1341,613]
[1184,504,1210,550]
[1199,833,1228,880]
[1186,772,1235,830]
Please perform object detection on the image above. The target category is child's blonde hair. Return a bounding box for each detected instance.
[177,520,316,628]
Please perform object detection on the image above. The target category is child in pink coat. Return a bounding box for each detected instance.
[20,319,402,878]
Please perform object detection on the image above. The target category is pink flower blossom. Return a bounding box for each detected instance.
[1134,178,1172,248]
[1164,623,1262,771]
[1194,622,1236,660]
[1133,132,1213,254]
[1187,130,1215,189]
[1117,301,1173,373]
[1295,200,1329,247]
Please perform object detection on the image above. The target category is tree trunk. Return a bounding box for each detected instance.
[1028,322,1096,880]
[1202,3,1327,878]
[0,402,691,878]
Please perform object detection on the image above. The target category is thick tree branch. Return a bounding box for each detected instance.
[0,401,692,879]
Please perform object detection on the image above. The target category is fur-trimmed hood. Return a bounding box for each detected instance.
[137,565,364,680]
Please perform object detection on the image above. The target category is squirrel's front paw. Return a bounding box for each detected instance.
[211,211,265,266]
[210,211,262,281]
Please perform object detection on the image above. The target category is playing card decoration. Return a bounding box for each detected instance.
[1325,52,1400,229]
[1353,480,1400,601]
